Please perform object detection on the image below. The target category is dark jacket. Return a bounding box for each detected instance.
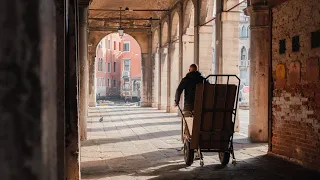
[175,71,206,111]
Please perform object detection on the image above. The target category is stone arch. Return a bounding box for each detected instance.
[161,22,169,46]
[89,31,148,56]
[200,0,215,24]
[152,30,159,53]
[183,0,195,34]
[171,12,180,41]
[94,33,143,99]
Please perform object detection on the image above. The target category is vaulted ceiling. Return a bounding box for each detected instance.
[88,0,178,30]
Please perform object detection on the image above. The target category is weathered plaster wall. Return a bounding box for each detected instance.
[272,0,320,171]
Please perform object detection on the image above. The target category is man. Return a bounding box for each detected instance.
[174,64,206,111]
[174,64,206,156]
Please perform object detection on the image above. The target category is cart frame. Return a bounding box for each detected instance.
[178,74,240,167]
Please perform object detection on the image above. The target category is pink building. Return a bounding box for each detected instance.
[95,33,142,100]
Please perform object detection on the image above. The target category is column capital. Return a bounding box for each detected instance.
[244,5,270,28]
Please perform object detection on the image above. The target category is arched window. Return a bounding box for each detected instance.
[247,26,250,37]
[241,26,246,38]
[241,47,247,60]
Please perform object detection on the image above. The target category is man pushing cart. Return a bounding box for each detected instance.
[174,64,240,167]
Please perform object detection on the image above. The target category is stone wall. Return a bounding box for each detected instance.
[271,0,320,171]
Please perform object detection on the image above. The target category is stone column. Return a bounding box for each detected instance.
[79,6,88,141]
[55,0,66,179]
[215,0,240,132]
[0,0,58,179]
[65,1,80,179]
[244,4,270,142]
[141,53,153,107]
[88,55,97,107]
[158,24,162,110]
[199,25,213,77]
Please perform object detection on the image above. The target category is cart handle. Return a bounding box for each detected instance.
[205,74,240,81]
[176,103,191,137]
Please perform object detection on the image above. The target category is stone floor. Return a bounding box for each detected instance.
[81,106,320,180]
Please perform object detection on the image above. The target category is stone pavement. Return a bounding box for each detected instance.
[81,106,320,180]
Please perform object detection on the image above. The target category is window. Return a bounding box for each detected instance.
[119,42,121,51]
[248,48,250,60]
[114,41,116,50]
[113,80,116,88]
[241,47,247,60]
[247,26,250,37]
[123,59,131,71]
[108,40,111,49]
[107,79,110,87]
[114,62,116,72]
[108,63,111,72]
[123,41,130,52]
[241,26,246,38]
[98,58,103,71]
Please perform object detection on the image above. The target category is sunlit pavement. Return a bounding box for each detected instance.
[81,106,319,180]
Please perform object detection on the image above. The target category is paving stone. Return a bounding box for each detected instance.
[81,106,320,180]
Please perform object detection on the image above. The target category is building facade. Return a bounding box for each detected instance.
[95,33,142,100]
[239,1,250,87]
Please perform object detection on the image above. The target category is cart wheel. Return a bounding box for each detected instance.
[219,152,230,165]
[184,140,194,166]
[200,160,204,167]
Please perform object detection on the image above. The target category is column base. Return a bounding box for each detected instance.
[141,102,152,107]
[88,102,96,107]
[248,124,268,143]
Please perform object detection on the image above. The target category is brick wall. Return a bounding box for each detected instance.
[272,0,320,170]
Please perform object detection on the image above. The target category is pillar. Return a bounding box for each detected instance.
[55,0,66,179]
[141,53,153,107]
[167,17,172,113]
[79,5,88,141]
[244,4,270,142]
[65,1,80,179]
[160,47,168,110]
[215,0,240,132]
[0,0,59,179]
[88,55,97,107]
[158,24,162,110]
[199,25,213,77]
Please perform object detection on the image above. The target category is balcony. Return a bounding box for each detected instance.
[122,71,130,78]
[239,60,250,67]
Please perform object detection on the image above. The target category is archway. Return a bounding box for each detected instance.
[160,22,169,110]
[94,33,142,105]
[169,12,180,113]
